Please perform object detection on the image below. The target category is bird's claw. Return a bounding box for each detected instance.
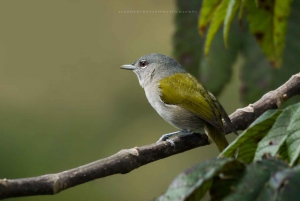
[156,136,169,143]
[166,139,176,150]
[157,136,176,151]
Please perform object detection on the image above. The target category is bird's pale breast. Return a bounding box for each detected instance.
[144,83,206,133]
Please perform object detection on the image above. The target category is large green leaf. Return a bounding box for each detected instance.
[277,142,289,162]
[245,0,292,67]
[254,103,300,161]
[240,0,300,105]
[286,103,300,166]
[270,0,300,106]
[219,110,282,163]
[244,0,275,65]
[209,169,244,201]
[155,158,244,201]
[273,0,293,67]
[222,159,288,201]
[256,165,300,200]
[273,165,300,200]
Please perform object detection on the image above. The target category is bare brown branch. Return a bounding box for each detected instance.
[0,73,299,200]
[224,72,300,133]
[0,134,209,199]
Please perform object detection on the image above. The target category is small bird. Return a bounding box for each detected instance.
[120,53,237,152]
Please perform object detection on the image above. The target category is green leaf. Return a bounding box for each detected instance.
[254,103,300,161]
[199,0,222,35]
[238,0,247,25]
[277,141,289,162]
[200,20,241,96]
[209,169,244,201]
[219,110,282,163]
[286,103,300,166]
[245,0,292,68]
[224,0,241,48]
[223,159,288,201]
[240,0,300,106]
[245,0,276,66]
[155,158,244,201]
[257,168,291,200]
[273,0,293,67]
[274,165,300,200]
[256,165,300,200]
[205,0,230,55]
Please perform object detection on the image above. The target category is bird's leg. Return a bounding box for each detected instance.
[156,130,194,148]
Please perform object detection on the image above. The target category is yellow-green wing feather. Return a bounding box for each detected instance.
[159,73,224,131]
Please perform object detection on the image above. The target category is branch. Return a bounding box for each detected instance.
[224,72,300,133]
[0,73,299,200]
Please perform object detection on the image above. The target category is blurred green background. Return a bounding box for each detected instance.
[0,1,241,200]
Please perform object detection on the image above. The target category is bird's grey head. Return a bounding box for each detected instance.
[120,53,186,88]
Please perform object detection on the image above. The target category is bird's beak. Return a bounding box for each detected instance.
[120,64,135,70]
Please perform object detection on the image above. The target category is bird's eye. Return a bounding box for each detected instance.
[139,60,147,68]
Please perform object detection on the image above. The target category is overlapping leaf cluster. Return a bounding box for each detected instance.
[156,102,300,201]
[200,0,293,68]
[221,102,300,166]
[173,0,299,104]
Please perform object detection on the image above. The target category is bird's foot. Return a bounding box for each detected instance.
[156,130,193,151]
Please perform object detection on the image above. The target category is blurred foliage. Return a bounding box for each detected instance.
[173,0,203,76]
[174,0,300,105]
[157,102,300,201]
[199,21,241,95]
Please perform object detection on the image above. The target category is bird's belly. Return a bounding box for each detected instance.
[157,103,205,132]
[145,85,205,133]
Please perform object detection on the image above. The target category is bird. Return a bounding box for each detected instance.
[120,53,237,152]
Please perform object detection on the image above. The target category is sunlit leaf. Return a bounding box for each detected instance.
[240,0,300,106]
[199,0,222,35]
[245,0,276,66]
[245,0,292,67]
[273,0,293,67]
[205,0,230,55]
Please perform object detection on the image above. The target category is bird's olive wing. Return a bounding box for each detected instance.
[159,73,224,131]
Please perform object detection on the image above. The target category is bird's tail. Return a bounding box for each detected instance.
[205,123,228,152]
